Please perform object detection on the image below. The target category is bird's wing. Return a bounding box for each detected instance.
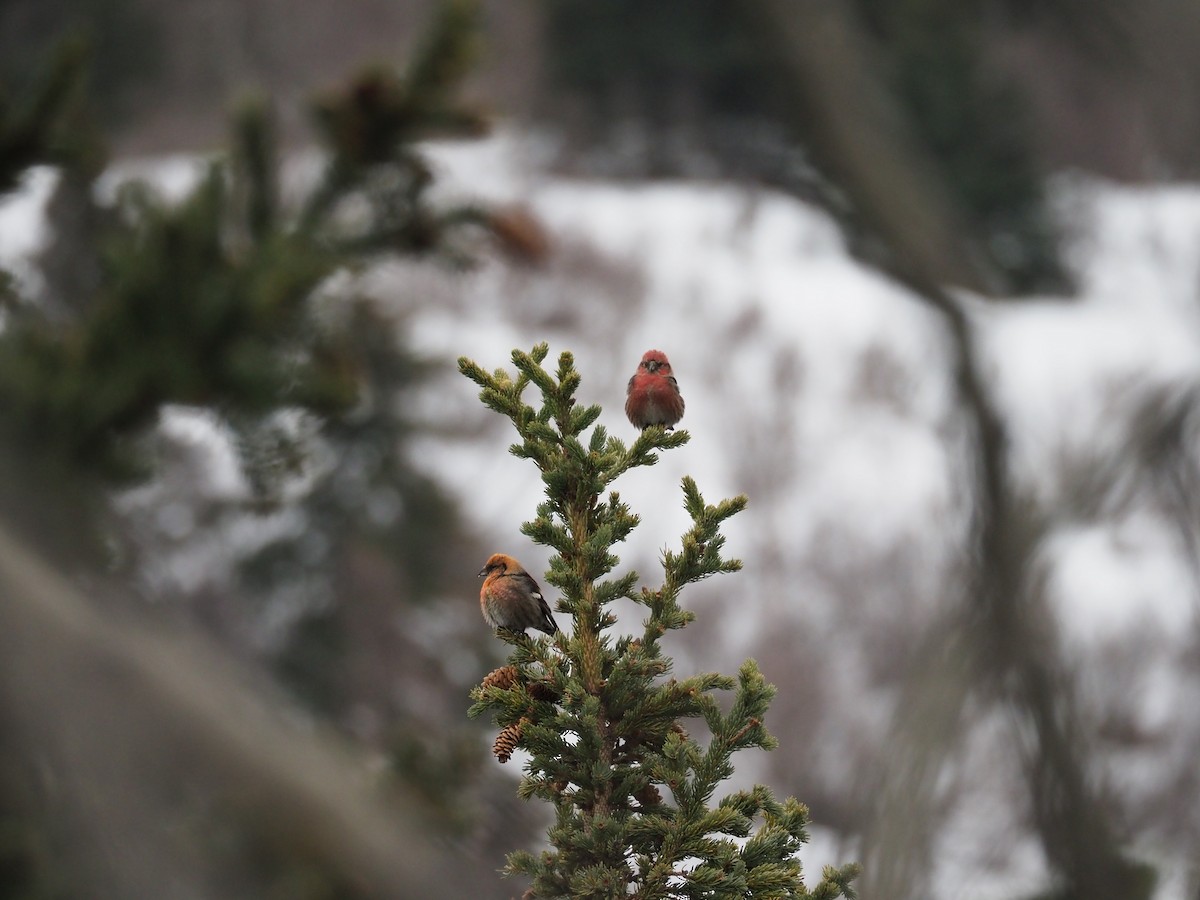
[510,571,544,601]
[513,571,558,633]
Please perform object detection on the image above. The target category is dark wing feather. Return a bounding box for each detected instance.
[511,571,558,635]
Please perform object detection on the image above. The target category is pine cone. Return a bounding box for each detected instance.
[487,206,550,265]
[481,665,518,691]
[528,680,560,703]
[493,717,528,764]
[634,783,662,807]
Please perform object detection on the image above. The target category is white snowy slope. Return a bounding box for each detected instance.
[3,136,1200,898]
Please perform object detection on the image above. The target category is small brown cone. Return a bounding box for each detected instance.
[634,783,662,807]
[528,679,560,703]
[481,665,518,691]
[488,206,550,265]
[493,717,528,764]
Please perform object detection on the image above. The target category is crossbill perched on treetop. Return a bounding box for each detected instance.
[625,349,684,430]
[478,553,559,636]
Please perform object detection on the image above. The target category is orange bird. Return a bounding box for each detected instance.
[478,553,559,636]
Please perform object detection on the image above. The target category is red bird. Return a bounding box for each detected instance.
[625,349,684,430]
[478,553,559,636]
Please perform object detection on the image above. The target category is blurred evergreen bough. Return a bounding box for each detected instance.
[461,344,861,899]
[0,2,529,897]
[0,0,490,476]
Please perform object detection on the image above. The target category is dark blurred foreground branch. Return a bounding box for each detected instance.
[0,4,518,895]
[0,520,492,898]
[742,2,1150,897]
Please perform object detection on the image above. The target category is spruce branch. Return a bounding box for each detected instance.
[0,0,494,476]
[0,36,101,196]
[461,346,858,899]
[231,93,278,241]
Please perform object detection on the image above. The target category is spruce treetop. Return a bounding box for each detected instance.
[460,344,860,899]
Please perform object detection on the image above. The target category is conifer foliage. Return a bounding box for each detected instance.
[460,344,860,899]
[0,0,491,475]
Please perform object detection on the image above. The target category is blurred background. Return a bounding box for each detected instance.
[1,0,1199,898]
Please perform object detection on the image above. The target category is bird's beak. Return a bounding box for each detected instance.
[477,566,488,577]
[646,360,660,373]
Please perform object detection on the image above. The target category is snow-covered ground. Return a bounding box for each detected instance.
[3,135,1199,898]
